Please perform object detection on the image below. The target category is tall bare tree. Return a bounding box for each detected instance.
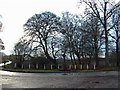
[80,13,104,66]
[23,11,61,66]
[61,12,81,66]
[110,2,120,66]
[79,0,120,66]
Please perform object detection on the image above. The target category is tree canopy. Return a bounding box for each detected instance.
[13,1,120,67]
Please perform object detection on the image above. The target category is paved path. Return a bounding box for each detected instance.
[0,70,119,88]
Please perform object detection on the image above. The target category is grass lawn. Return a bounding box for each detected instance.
[3,69,63,73]
[98,66,120,71]
[3,68,99,73]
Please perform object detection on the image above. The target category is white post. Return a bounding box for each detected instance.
[94,64,96,70]
[44,64,46,70]
[87,64,89,70]
[36,64,38,69]
[14,63,16,68]
[51,64,53,70]
[74,65,77,70]
[22,64,23,69]
[29,63,31,69]
[58,65,59,70]
[69,65,71,70]
[80,64,82,70]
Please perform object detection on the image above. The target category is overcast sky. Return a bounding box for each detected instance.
[0,0,119,55]
[0,0,82,55]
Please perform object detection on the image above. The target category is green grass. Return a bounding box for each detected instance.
[3,69,64,73]
[99,66,120,71]
[3,68,99,73]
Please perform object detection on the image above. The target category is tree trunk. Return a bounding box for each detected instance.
[116,36,119,66]
[105,25,109,66]
[70,50,74,67]
[45,51,57,66]
[74,50,81,64]
[104,2,109,66]
[94,31,99,67]
[95,47,99,67]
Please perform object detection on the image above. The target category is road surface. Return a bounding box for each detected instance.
[0,70,119,88]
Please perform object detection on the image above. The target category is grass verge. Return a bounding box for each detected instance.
[3,68,98,73]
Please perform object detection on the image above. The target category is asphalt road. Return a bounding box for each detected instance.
[0,70,119,88]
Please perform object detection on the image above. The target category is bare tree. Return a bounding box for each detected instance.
[81,12,104,66]
[79,0,120,66]
[61,12,81,66]
[13,41,24,68]
[23,11,61,66]
[110,2,120,66]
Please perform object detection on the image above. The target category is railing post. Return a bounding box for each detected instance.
[22,64,23,69]
[51,64,53,70]
[14,63,16,69]
[87,64,89,70]
[44,64,46,70]
[69,65,71,70]
[29,63,31,69]
[36,64,38,69]
[74,65,77,70]
[94,64,96,70]
[80,64,82,70]
[58,64,60,70]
